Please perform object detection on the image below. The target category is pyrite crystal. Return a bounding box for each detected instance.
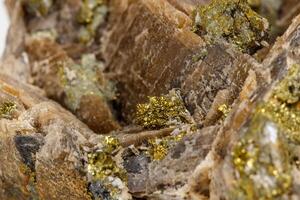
[231,116,292,199]
[194,0,269,52]
[229,65,300,199]
[87,136,128,199]
[0,101,16,119]
[135,91,191,129]
[2,0,300,199]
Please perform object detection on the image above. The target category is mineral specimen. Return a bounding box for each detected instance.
[0,74,95,199]
[0,101,16,119]
[22,0,53,17]
[231,116,292,199]
[102,0,259,126]
[193,0,269,52]
[206,14,300,200]
[77,0,108,44]
[2,0,300,199]
[25,34,120,134]
[87,136,129,200]
[135,90,191,129]
[228,63,300,199]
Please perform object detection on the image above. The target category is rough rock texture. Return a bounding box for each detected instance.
[2,0,120,134]
[0,0,30,82]
[20,0,106,60]
[2,0,300,200]
[166,0,209,14]
[0,73,101,199]
[103,0,258,126]
[25,35,120,134]
[189,14,300,200]
[102,0,203,119]
[120,126,218,198]
[146,125,219,196]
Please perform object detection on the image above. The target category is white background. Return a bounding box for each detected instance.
[0,0,9,57]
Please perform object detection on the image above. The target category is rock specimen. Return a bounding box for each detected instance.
[0,73,131,199]
[2,0,300,199]
[102,0,261,127]
[0,74,92,199]
[193,0,268,52]
[197,14,300,200]
[135,90,192,129]
[25,34,120,134]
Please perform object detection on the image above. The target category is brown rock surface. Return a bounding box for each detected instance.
[0,0,30,82]
[0,73,98,199]
[103,0,259,126]
[103,0,203,120]
[2,0,300,199]
[188,14,300,200]
[25,35,120,134]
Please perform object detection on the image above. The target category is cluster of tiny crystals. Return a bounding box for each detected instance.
[87,136,127,199]
[0,101,16,119]
[147,129,189,161]
[136,92,195,161]
[22,0,53,17]
[231,64,300,199]
[135,94,188,129]
[193,0,268,52]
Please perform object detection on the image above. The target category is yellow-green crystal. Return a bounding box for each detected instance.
[218,104,231,117]
[231,116,292,199]
[0,101,16,119]
[147,138,169,161]
[231,65,300,199]
[273,64,300,104]
[22,0,53,17]
[194,0,268,52]
[87,136,127,199]
[147,126,194,161]
[77,1,94,24]
[77,0,108,44]
[247,0,261,7]
[135,93,189,129]
[248,0,283,41]
[259,64,300,143]
[58,54,115,112]
[258,101,300,144]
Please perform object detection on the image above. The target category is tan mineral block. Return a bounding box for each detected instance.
[103,0,257,126]
[0,74,99,199]
[103,0,204,120]
[26,37,120,134]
